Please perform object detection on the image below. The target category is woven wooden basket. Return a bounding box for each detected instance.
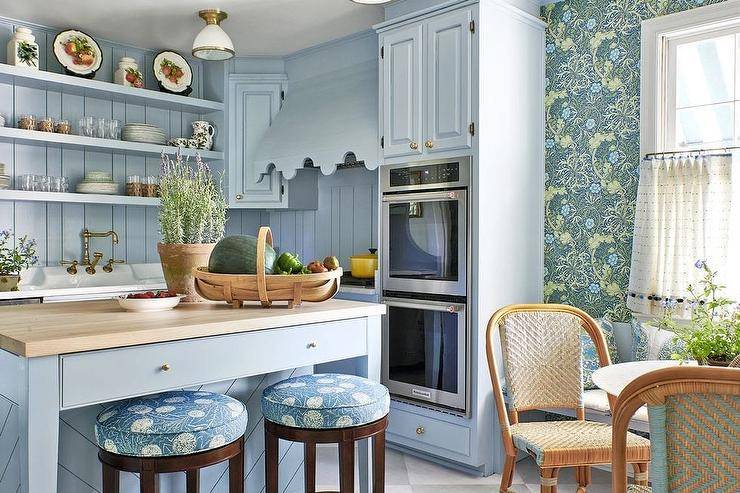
[193,226,342,308]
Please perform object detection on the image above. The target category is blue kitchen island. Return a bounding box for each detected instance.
[0,298,385,493]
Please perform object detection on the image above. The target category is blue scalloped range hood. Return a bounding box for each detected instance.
[253,60,379,182]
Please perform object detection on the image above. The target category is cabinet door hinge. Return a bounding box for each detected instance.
[380,46,384,59]
[280,90,285,101]
[280,184,285,196]
[381,136,384,149]
[469,20,475,33]
[469,122,475,136]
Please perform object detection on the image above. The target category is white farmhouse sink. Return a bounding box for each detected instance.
[3,263,167,301]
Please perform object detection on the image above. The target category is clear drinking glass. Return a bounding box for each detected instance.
[60,176,69,193]
[126,175,141,196]
[107,119,121,140]
[95,118,108,139]
[79,116,95,137]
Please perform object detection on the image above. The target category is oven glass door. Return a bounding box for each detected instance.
[382,190,467,296]
[382,298,467,411]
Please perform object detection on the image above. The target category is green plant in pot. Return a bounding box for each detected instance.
[658,261,740,366]
[158,152,227,302]
[0,230,38,291]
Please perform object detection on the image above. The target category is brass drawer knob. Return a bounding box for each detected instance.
[161,363,171,372]
[307,341,318,349]
[236,194,243,200]
[409,141,418,150]
[424,140,433,149]
[416,426,425,435]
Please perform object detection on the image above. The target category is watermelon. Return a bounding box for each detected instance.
[208,235,277,274]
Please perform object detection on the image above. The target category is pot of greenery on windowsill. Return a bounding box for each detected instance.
[0,230,38,291]
[659,261,740,366]
[157,152,227,302]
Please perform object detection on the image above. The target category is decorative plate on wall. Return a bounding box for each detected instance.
[152,51,193,96]
[53,30,102,78]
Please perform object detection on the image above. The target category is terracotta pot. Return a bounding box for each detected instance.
[157,243,214,302]
[706,358,732,367]
[0,274,20,292]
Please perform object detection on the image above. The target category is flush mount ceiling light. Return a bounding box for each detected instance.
[192,9,235,61]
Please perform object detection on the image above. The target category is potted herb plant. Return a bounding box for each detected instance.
[157,152,227,302]
[659,261,740,366]
[0,230,38,291]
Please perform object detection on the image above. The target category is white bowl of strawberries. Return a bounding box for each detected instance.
[117,291,184,312]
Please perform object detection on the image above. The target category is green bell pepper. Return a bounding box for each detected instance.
[274,252,303,274]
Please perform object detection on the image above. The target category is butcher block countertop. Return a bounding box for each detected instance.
[0,299,386,358]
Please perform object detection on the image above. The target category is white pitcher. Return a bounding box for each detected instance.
[191,121,215,150]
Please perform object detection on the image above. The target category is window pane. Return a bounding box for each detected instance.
[676,34,735,108]
[675,103,734,148]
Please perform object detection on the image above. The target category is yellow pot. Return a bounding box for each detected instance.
[349,249,378,279]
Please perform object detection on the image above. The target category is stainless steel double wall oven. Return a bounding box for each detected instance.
[381,158,470,412]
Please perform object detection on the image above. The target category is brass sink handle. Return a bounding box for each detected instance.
[85,252,104,275]
[103,258,126,273]
[60,259,78,275]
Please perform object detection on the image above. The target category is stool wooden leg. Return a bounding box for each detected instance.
[339,441,355,493]
[265,426,279,493]
[304,442,316,493]
[102,462,119,493]
[186,469,200,493]
[372,431,385,493]
[229,436,245,493]
[140,462,159,493]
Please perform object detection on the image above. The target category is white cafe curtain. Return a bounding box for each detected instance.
[627,152,738,316]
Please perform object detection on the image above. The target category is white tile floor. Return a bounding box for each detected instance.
[315,446,614,492]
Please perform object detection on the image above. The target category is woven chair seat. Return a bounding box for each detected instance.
[627,485,652,492]
[510,420,650,467]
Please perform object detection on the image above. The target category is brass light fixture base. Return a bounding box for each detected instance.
[199,9,228,25]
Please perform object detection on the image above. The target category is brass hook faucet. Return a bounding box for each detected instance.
[62,229,125,275]
[82,229,119,266]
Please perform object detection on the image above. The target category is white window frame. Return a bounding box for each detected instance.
[640,0,740,156]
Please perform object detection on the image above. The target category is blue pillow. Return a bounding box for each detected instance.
[582,317,619,389]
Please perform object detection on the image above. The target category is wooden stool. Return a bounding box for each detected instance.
[94,390,248,492]
[261,374,390,493]
[99,437,245,493]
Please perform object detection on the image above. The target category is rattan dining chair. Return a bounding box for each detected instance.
[611,366,740,493]
[486,304,651,493]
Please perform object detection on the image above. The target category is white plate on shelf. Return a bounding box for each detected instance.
[117,294,184,312]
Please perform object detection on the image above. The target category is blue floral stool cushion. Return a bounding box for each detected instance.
[95,391,248,457]
[261,374,390,429]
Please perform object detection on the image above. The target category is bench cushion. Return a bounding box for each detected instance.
[95,391,248,457]
[584,389,648,423]
[261,373,390,428]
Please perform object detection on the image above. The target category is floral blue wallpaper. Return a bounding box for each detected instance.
[542,0,727,320]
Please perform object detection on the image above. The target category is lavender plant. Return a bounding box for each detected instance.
[158,152,227,244]
[0,230,38,275]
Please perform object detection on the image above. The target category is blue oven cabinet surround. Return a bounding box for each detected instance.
[0,299,385,493]
[375,0,545,476]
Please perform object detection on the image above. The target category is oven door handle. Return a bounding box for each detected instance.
[381,190,464,203]
[383,298,466,313]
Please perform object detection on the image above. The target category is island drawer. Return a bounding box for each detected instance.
[60,318,368,409]
[387,407,470,456]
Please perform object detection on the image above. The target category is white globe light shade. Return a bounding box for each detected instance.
[192,10,235,61]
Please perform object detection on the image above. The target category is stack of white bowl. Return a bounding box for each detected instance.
[76,170,118,195]
[122,123,166,145]
[0,163,9,190]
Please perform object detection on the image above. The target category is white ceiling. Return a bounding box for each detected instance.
[3,0,385,57]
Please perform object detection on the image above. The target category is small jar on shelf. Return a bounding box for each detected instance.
[17,114,36,130]
[37,117,54,133]
[143,176,159,197]
[126,175,142,197]
[55,120,71,135]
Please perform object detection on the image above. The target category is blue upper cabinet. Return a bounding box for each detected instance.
[425,8,472,154]
[227,74,317,209]
[380,6,474,162]
[382,24,424,159]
